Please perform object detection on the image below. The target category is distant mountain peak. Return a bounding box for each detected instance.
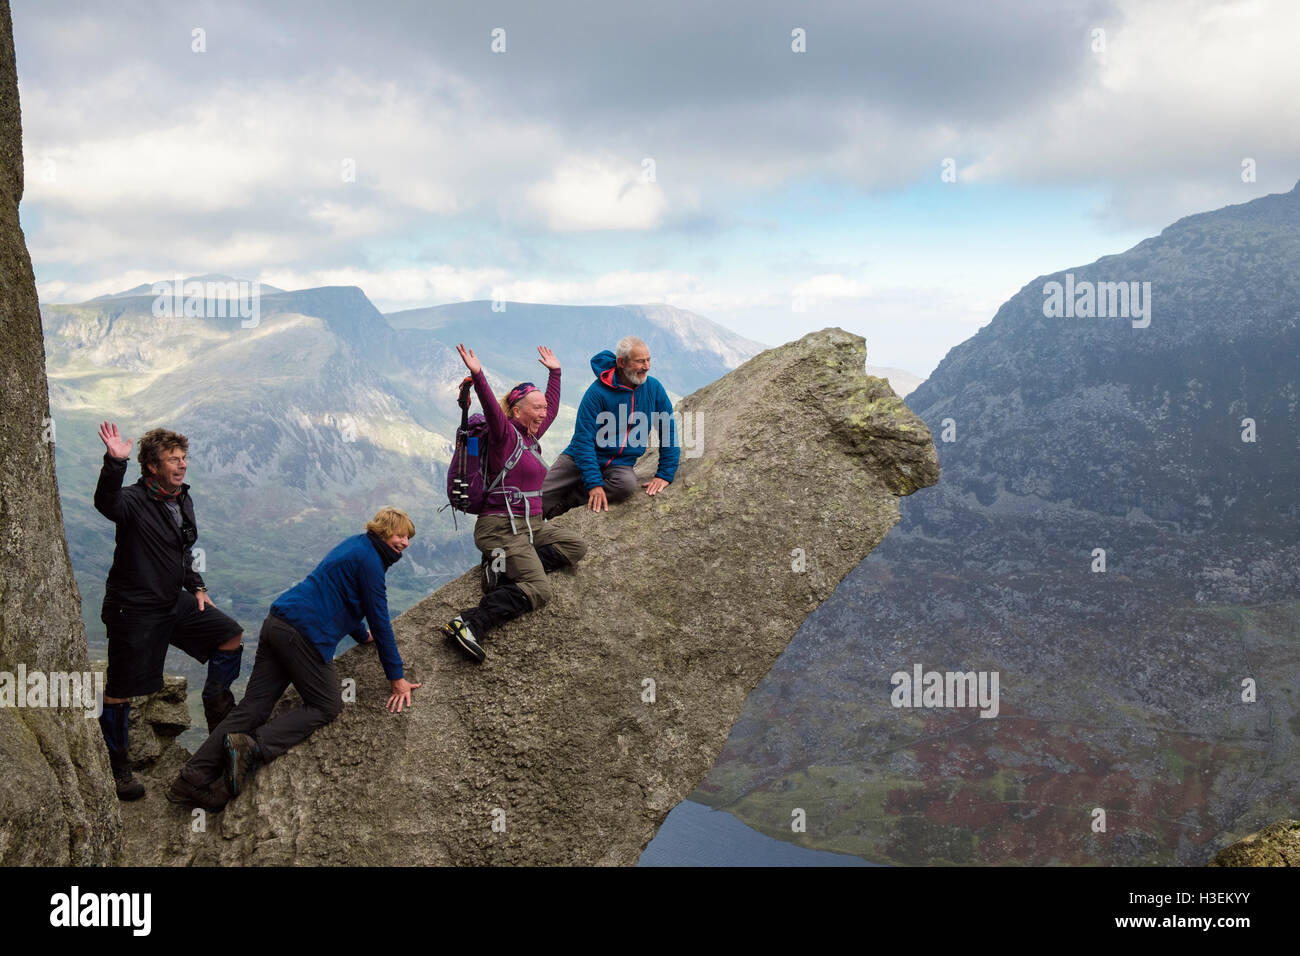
[90,274,285,300]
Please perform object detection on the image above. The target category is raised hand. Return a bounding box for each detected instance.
[537,346,560,371]
[98,422,133,460]
[456,343,481,375]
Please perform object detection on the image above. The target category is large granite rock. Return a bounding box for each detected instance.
[0,0,121,866]
[120,327,939,865]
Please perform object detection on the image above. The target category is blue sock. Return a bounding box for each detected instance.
[98,700,130,755]
[202,646,243,701]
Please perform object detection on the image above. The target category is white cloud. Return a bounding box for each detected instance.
[524,156,668,231]
[792,273,874,299]
[961,0,1300,223]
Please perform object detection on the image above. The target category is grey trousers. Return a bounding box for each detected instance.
[182,613,342,784]
[540,452,639,519]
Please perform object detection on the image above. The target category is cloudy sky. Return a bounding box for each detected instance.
[12,0,1300,377]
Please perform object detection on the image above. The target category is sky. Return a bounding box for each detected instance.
[12,0,1300,379]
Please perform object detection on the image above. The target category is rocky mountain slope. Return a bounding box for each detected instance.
[699,182,1300,865]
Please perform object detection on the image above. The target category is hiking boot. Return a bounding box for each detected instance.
[442,616,486,663]
[100,700,144,800]
[166,773,229,812]
[223,733,262,798]
[112,764,146,802]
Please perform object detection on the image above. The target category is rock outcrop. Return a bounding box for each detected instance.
[1208,820,1300,867]
[0,0,121,865]
[120,327,938,865]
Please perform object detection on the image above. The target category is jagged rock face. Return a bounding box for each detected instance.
[120,328,938,865]
[0,1,121,865]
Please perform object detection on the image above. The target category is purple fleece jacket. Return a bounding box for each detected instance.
[472,366,561,518]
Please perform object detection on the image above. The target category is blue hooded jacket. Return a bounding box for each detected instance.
[561,349,680,491]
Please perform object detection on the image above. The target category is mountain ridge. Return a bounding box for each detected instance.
[700,178,1300,865]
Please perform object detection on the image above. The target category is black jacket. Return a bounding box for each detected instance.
[94,453,207,608]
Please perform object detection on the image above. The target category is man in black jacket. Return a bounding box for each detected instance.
[94,422,244,800]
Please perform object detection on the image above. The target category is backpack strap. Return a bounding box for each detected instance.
[484,428,546,541]
[484,427,527,497]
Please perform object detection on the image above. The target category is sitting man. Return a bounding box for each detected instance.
[167,507,421,811]
[94,422,245,801]
[541,335,680,518]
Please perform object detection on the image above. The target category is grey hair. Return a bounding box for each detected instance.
[615,335,647,361]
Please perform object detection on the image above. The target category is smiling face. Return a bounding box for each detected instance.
[510,390,549,436]
[617,345,651,386]
[147,445,187,491]
[385,532,410,553]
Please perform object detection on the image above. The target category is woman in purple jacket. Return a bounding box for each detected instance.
[440,343,587,662]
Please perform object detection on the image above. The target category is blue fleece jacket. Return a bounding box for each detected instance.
[269,532,404,680]
[561,349,680,491]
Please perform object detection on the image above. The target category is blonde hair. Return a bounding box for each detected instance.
[366,507,415,539]
[499,383,540,421]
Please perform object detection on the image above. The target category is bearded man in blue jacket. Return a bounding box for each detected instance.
[541,335,680,518]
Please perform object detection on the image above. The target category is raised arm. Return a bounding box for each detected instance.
[93,421,138,523]
[534,364,562,440]
[457,343,509,445]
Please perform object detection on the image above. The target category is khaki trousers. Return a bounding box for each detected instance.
[473,513,587,610]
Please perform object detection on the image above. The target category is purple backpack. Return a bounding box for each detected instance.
[443,376,540,526]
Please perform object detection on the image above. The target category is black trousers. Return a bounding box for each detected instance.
[183,613,342,783]
[103,590,243,698]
